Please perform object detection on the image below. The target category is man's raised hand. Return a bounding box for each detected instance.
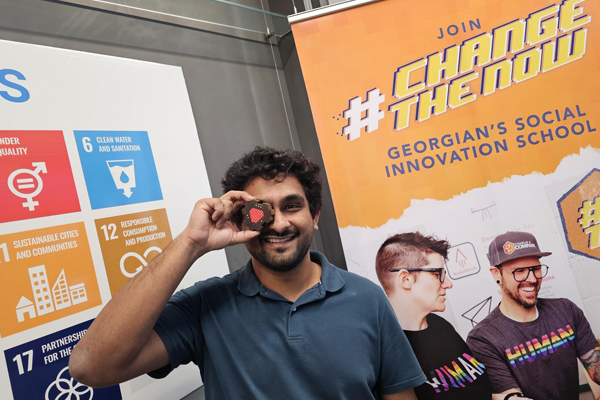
[181,191,260,257]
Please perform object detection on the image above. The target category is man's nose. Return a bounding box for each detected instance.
[270,210,290,232]
[525,269,538,283]
[442,277,453,289]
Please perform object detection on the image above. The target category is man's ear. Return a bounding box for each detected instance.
[398,269,413,290]
[312,210,320,230]
[490,266,501,283]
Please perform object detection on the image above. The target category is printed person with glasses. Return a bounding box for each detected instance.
[376,232,493,400]
[467,231,600,400]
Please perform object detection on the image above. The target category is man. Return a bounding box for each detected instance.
[69,147,426,399]
[376,232,493,399]
[467,231,600,400]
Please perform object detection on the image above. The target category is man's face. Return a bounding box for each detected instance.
[243,174,319,272]
[410,253,453,313]
[498,256,542,309]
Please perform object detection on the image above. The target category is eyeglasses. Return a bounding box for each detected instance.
[500,264,549,282]
[389,267,446,283]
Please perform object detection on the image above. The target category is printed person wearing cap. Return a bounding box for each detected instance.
[376,232,493,400]
[466,231,600,400]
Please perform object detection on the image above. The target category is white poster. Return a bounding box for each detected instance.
[0,39,226,400]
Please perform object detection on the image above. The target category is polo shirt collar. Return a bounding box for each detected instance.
[310,251,345,293]
[238,251,345,297]
[238,258,260,296]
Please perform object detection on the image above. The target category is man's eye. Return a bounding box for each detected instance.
[515,268,527,274]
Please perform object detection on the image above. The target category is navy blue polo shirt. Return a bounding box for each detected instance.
[150,251,425,399]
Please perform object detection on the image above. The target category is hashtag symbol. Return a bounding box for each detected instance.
[342,88,385,141]
[578,196,600,229]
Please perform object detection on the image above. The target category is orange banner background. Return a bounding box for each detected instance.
[291,0,600,228]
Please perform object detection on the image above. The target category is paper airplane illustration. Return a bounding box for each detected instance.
[462,296,493,327]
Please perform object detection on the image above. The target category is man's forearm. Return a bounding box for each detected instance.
[581,346,600,384]
[69,235,204,383]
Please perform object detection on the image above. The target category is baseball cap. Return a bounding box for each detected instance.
[487,231,552,266]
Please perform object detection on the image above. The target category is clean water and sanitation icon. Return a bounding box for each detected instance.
[75,131,162,209]
[107,159,136,197]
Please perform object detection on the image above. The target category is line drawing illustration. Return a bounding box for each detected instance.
[461,296,493,327]
[471,201,496,221]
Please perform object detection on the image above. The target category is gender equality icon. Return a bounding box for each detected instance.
[0,131,80,223]
[74,131,163,209]
[8,161,47,210]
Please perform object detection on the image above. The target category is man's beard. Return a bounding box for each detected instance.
[502,278,539,309]
[247,227,313,272]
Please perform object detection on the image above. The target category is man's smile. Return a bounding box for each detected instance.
[263,235,296,244]
[260,228,299,245]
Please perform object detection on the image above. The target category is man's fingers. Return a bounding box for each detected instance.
[198,198,235,226]
[210,199,225,222]
[202,192,254,220]
[196,194,255,230]
[230,229,260,245]
[215,201,234,228]
[232,199,247,214]
[221,190,254,204]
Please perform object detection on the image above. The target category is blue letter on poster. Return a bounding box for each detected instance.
[74,131,163,209]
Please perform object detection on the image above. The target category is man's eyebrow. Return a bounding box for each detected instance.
[282,194,305,203]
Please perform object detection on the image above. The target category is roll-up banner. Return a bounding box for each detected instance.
[290,0,600,348]
[0,39,228,400]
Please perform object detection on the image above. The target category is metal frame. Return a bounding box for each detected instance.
[47,0,287,41]
[289,0,381,24]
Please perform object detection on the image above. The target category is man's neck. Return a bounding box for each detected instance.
[252,252,322,303]
[389,294,428,331]
[499,297,538,322]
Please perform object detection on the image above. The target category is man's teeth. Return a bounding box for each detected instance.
[521,287,535,292]
[265,237,292,243]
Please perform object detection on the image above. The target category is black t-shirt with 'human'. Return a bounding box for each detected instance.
[404,313,493,400]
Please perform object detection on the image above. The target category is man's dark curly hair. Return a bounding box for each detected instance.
[221,147,322,225]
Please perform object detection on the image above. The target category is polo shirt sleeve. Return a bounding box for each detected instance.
[377,296,427,394]
[148,285,204,379]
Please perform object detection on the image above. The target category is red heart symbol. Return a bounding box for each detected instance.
[250,208,264,223]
